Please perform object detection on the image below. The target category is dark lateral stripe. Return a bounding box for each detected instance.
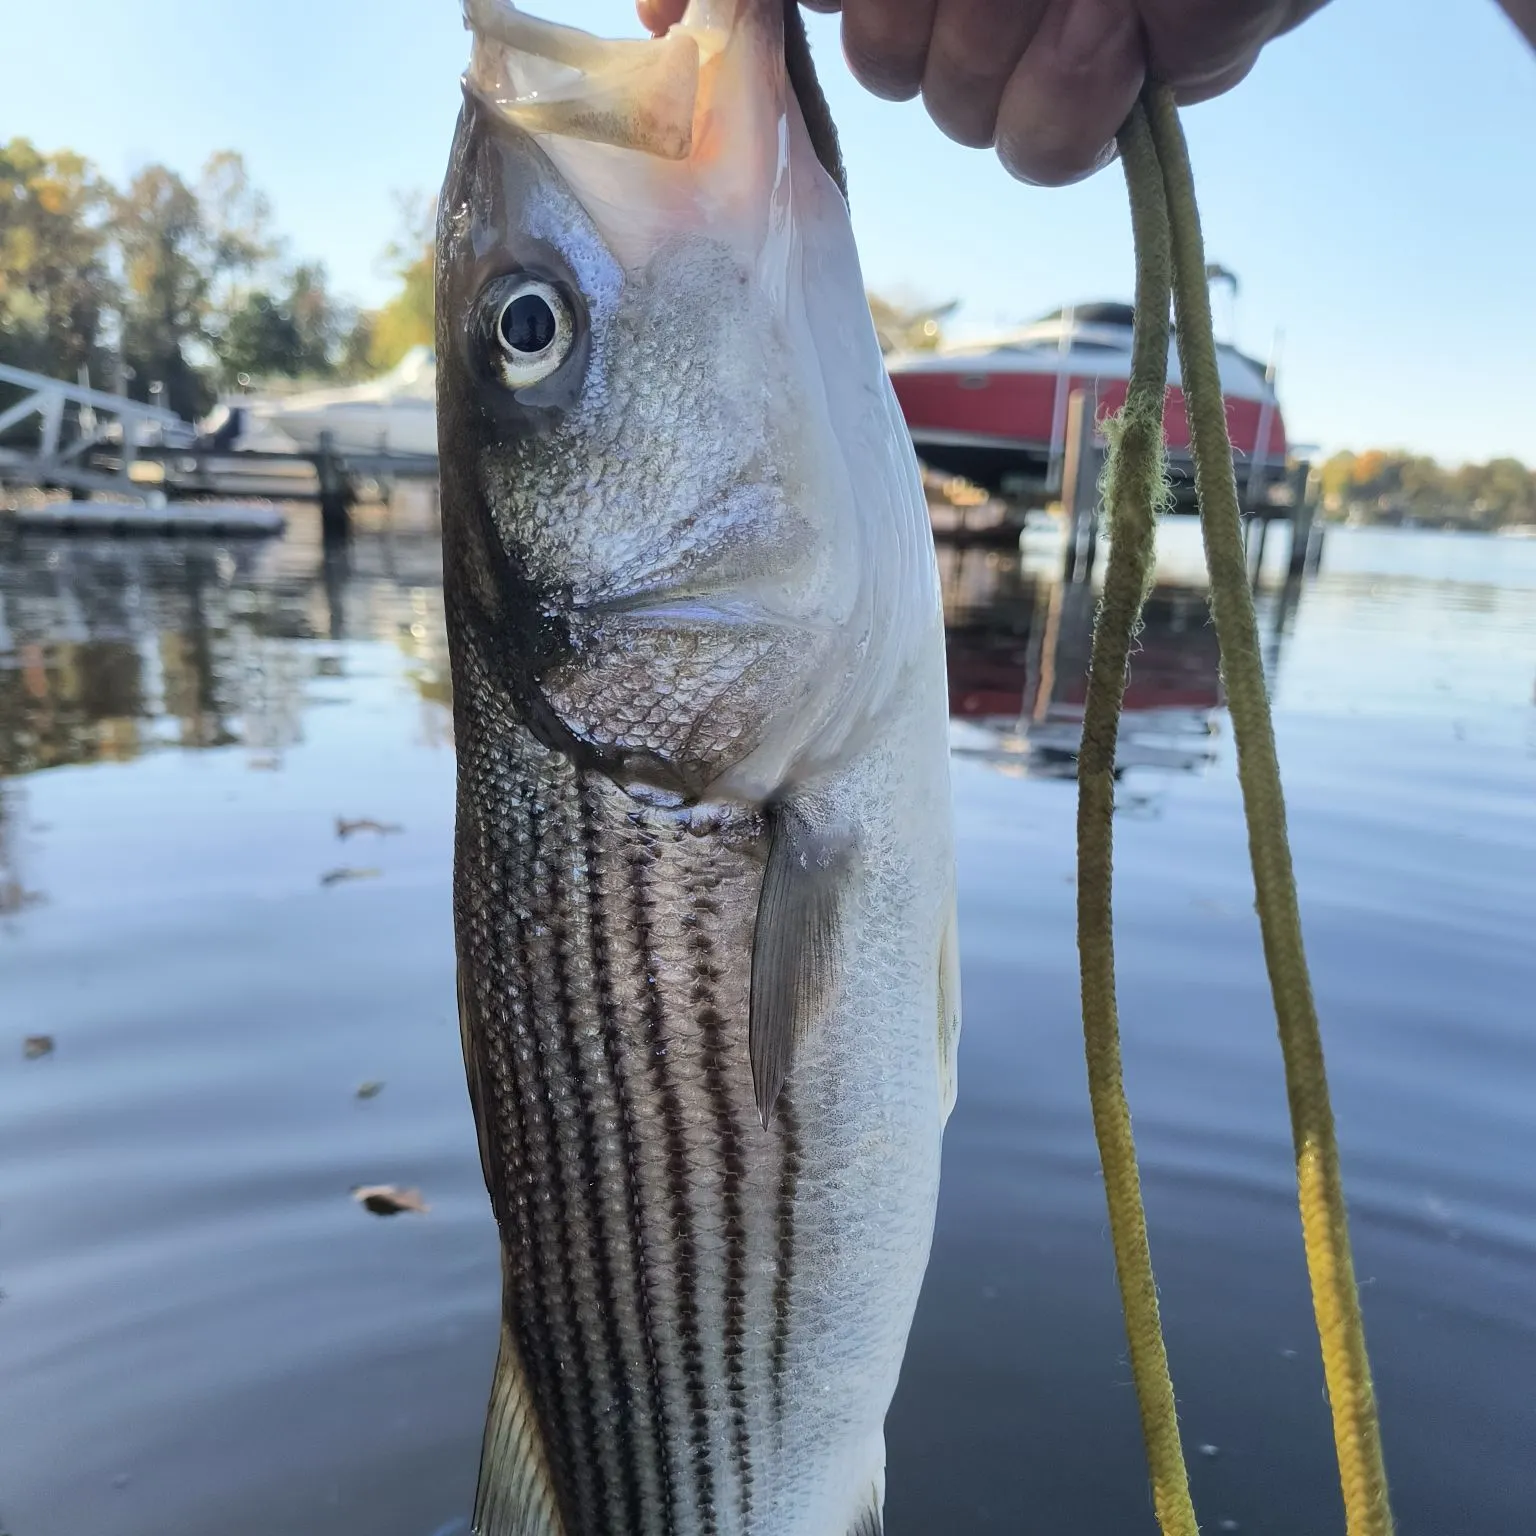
[578,779,677,1534]
[545,793,642,1536]
[687,877,753,1527]
[523,805,611,1535]
[498,883,582,1527]
[629,826,718,1536]
[463,799,575,1524]
[771,1093,801,1431]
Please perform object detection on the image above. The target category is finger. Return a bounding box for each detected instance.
[1171,51,1257,106]
[637,0,688,33]
[921,0,1051,149]
[1139,0,1326,91]
[995,0,1144,185]
[840,0,941,101]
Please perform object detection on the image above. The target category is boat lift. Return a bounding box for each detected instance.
[0,361,189,502]
[1,363,439,540]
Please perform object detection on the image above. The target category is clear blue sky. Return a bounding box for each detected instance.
[6,0,1533,463]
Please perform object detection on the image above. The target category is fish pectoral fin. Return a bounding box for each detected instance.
[473,1320,567,1536]
[749,798,854,1128]
[936,891,962,1127]
[847,1476,886,1536]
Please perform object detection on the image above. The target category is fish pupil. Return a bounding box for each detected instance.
[500,293,556,355]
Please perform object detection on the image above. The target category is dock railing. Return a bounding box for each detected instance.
[0,362,188,502]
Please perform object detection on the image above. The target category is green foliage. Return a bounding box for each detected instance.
[2,139,363,417]
[367,247,434,371]
[1319,448,1535,530]
[363,192,435,372]
[113,163,215,416]
[214,262,349,382]
[0,138,115,378]
[867,290,956,354]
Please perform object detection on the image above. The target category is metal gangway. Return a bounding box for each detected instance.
[0,362,188,502]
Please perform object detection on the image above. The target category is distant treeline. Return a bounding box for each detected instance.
[0,138,433,419]
[1318,450,1535,530]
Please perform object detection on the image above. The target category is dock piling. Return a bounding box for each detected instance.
[1061,388,1103,583]
[315,432,352,544]
[1287,461,1318,579]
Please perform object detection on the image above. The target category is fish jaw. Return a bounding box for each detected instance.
[462,0,791,273]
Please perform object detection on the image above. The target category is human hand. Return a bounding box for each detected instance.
[637,0,1328,185]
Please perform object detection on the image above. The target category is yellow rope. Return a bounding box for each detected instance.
[1081,80,1395,1536]
[1144,85,1394,1535]
[1076,100,1198,1536]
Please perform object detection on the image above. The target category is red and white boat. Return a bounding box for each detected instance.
[887,302,1287,501]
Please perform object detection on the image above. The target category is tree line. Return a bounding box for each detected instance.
[1318,449,1535,531]
[0,138,433,420]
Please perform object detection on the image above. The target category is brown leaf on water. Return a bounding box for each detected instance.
[320,867,381,887]
[23,1035,54,1059]
[336,817,403,839]
[352,1184,429,1216]
[355,1080,385,1100]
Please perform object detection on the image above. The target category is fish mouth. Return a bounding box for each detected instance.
[460,0,793,281]
[461,0,749,161]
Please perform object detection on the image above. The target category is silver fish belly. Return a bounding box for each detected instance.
[437,4,959,1534]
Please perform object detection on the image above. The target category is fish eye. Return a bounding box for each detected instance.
[484,277,574,390]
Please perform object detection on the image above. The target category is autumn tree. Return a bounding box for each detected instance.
[113,164,216,416]
[0,138,115,379]
[867,291,957,355]
[360,192,435,372]
[1321,447,1534,529]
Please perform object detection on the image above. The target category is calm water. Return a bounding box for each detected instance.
[1,510,1532,1535]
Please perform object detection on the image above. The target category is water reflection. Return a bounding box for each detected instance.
[0,524,452,776]
[1,517,1532,1536]
[937,542,1231,777]
[0,523,1264,788]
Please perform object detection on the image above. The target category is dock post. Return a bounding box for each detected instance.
[1060,388,1101,583]
[1305,521,1325,575]
[1287,460,1317,579]
[1249,513,1270,586]
[316,431,352,544]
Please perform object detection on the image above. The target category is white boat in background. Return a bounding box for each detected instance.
[252,346,438,459]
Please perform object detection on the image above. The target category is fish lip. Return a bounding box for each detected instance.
[460,0,707,162]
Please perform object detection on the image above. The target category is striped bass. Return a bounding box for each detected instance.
[435,3,959,1532]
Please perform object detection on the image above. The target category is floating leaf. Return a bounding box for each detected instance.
[352,1184,429,1216]
[336,817,403,839]
[23,1035,54,1059]
[320,867,381,887]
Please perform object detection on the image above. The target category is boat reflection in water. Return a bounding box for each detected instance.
[938,542,1232,780]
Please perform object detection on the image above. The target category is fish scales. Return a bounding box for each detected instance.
[456,718,803,1533]
[439,3,960,1533]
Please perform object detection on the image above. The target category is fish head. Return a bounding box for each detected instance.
[437,0,940,803]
